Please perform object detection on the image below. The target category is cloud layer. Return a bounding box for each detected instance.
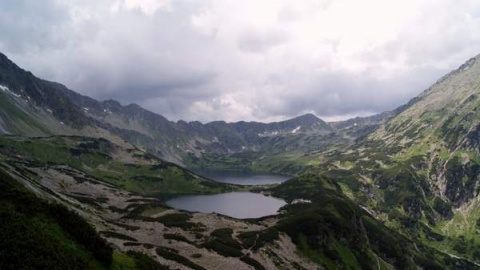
[1,0,480,122]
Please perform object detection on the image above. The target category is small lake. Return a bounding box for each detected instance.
[166,191,286,219]
[195,170,291,186]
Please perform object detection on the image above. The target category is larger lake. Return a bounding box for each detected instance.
[166,191,286,219]
[165,171,289,219]
[195,170,291,185]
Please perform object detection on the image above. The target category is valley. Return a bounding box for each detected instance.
[1,50,480,269]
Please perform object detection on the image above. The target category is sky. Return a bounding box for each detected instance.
[1,0,480,123]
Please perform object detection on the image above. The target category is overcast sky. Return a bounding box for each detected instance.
[1,0,480,123]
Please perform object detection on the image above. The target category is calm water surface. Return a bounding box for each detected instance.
[195,170,291,185]
[166,171,289,218]
[166,191,286,219]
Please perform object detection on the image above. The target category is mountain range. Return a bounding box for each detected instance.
[0,51,388,171]
[1,51,480,269]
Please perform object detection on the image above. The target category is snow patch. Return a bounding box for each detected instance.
[0,85,21,98]
[291,199,311,204]
[258,130,280,137]
[291,126,301,134]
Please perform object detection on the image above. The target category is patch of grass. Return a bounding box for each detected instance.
[203,228,244,257]
[191,253,202,258]
[164,233,195,245]
[238,228,279,250]
[240,256,266,270]
[155,247,206,270]
[110,251,136,270]
[156,213,205,231]
[141,206,168,216]
[126,251,170,270]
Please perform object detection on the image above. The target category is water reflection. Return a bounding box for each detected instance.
[166,191,286,219]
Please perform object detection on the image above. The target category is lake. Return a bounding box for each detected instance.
[165,171,289,219]
[195,170,291,185]
[165,191,286,219]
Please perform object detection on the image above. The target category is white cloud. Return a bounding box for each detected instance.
[114,0,173,15]
[1,0,480,122]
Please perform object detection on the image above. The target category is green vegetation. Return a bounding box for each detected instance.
[0,168,112,269]
[156,213,205,231]
[203,228,243,257]
[271,173,477,269]
[110,251,170,270]
[0,167,174,270]
[164,233,195,245]
[0,135,233,196]
[0,92,52,136]
[123,251,170,270]
[240,256,266,270]
[238,228,279,250]
[156,247,206,270]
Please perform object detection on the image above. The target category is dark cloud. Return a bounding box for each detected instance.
[0,0,479,122]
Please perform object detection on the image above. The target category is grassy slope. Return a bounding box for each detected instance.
[0,135,234,197]
[256,56,480,267]
[0,167,111,269]
[271,174,477,269]
[0,167,172,270]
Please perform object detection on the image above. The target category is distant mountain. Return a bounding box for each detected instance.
[0,52,346,170]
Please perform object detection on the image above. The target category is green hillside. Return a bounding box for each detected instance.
[0,168,170,270]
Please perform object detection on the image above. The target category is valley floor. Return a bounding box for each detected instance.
[1,158,318,270]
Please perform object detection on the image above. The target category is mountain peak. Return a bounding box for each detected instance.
[0,52,9,62]
[292,113,320,123]
[0,52,24,74]
[0,52,12,63]
[283,113,325,127]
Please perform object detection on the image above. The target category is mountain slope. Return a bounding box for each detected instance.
[368,54,480,206]
[0,168,112,269]
[272,174,478,269]
[276,54,480,264]
[0,52,346,171]
[0,53,89,132]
